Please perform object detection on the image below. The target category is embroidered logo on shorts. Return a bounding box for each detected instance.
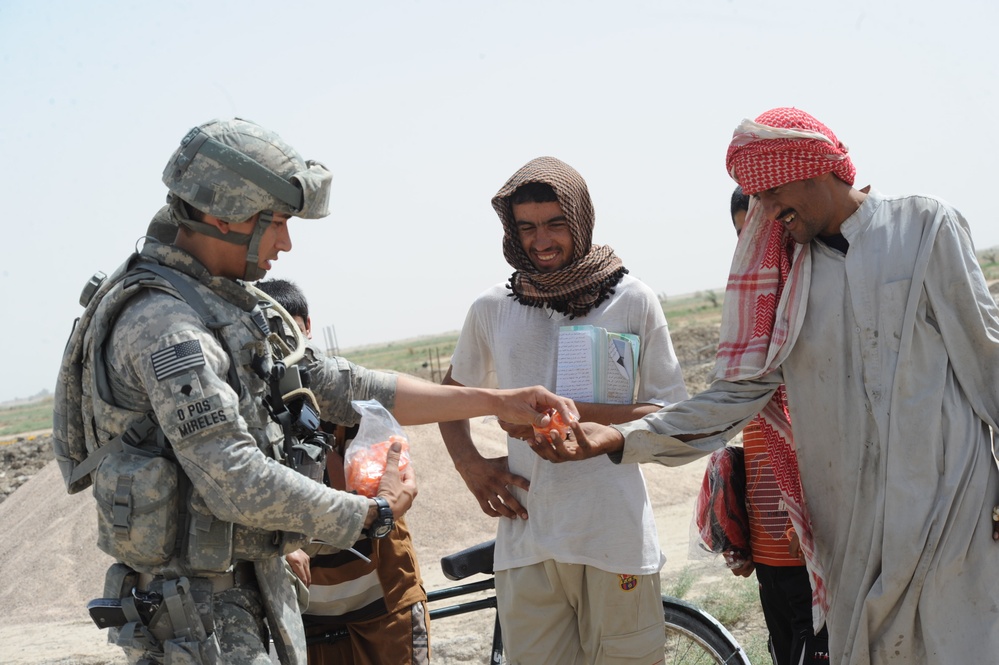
[618,574,638,591]
[151,340,205,380]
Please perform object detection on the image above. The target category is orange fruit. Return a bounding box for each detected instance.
[345,435,411,498]
[532,408,572,443]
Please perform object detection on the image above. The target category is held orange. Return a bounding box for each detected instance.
[532,408,572,443]
[345,434,411,498]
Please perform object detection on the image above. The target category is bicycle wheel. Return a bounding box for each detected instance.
[662,596,752,665]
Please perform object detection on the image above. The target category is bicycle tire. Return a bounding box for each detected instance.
[662,596,752,665]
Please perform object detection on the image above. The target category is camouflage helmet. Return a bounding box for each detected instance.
[161,118,332,281]
[161,117,331,224]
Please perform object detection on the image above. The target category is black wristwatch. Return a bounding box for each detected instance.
[362,496,395,539]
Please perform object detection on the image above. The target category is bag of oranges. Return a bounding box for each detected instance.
[344,399,411,498]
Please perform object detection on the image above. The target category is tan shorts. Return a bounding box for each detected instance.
[496,560,664,665]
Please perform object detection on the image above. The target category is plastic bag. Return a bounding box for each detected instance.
[344,399,411,498]
[692,446,750,565]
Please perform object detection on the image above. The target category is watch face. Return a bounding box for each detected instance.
[370,522,393,538]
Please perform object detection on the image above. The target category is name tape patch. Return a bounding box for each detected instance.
[151,340,205,380]
[173,394,231,440]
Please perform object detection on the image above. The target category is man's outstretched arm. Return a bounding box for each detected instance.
[532,376,779,465]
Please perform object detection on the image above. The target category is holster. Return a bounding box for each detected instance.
[102,563,221,664]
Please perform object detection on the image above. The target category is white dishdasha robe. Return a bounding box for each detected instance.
[615,190,999,664]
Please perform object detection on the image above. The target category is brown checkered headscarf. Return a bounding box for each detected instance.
[492,156,626,318]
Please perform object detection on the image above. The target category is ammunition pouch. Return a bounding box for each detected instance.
[94,446,179,568]
[184,493,234,574]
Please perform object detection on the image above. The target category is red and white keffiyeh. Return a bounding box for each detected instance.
[726,107,855,195]
[716,107,857,628]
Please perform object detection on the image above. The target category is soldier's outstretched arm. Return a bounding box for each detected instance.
[391,374,578,428]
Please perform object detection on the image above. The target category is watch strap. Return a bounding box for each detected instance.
[362,496,394,538]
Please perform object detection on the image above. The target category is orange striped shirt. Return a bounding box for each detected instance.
[742,421,801,567]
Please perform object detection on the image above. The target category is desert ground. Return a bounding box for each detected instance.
[0,321,758,664]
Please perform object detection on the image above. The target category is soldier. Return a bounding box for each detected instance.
[53,118,576,665]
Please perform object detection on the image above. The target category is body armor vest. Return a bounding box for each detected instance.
[54,243,307,577]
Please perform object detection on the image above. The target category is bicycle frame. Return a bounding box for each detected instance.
[426,577,503,664]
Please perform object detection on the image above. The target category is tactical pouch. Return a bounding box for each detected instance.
[94,450,179,567]
[159,578,221,665]
[288,440,325,485]
[184,493,234,575]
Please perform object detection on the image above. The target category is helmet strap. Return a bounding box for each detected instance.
[242,211,273,282]
[169,196,270,281]
[169,197,252,247]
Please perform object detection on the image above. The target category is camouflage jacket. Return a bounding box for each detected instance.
[97,241,396,571]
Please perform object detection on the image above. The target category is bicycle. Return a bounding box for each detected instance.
[307,539,752,664]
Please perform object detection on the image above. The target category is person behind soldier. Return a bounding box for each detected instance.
[258,277,430,665]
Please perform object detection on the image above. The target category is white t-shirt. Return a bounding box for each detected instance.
[449,274,688,574]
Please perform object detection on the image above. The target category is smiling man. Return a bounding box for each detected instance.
[439,156,688,664]
[534,108,999,665]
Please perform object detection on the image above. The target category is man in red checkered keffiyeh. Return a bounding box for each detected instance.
[536,107,999,665]
[714,107,860,642]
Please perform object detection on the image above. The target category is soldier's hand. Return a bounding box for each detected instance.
[496,418,533,442]
[529,420,625,463]
[494,386,578,429]
[375,441,417,520]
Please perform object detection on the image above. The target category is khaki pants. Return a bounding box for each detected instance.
[496,560,664,665]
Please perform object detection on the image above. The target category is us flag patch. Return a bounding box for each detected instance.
[151,340,205,380]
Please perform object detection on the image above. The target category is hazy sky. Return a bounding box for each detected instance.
[2,0,997,403]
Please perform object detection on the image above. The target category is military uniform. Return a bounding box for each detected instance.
[89,240,397,664]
